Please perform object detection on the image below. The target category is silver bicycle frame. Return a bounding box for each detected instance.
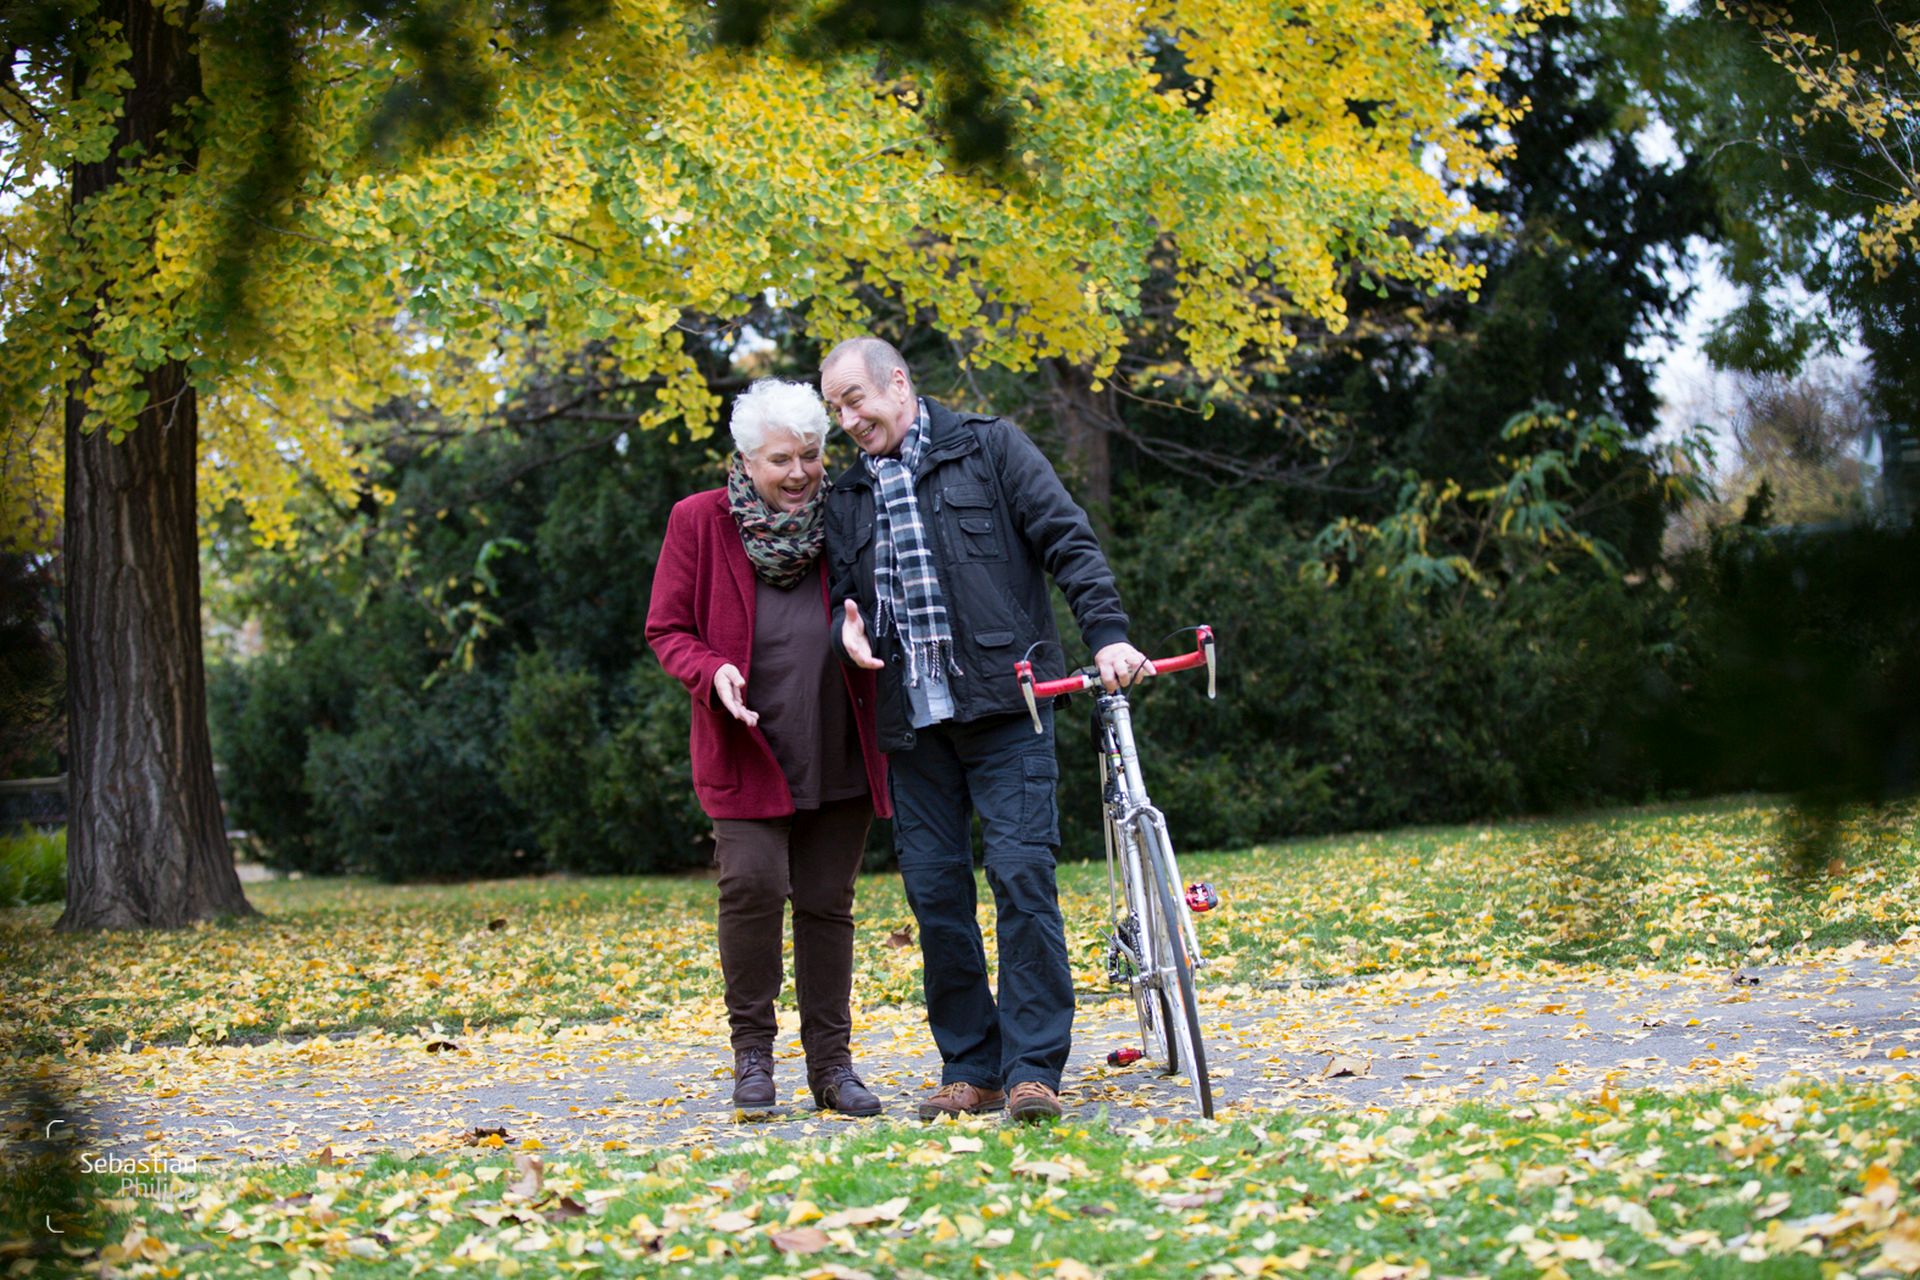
[1096,693,1207,977]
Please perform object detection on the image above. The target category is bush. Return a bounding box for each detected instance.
[499,650,605,864]
[589,663,713,872]
[203,406,727,881]
[0,826,65,906]
[305,672,536,881]
[0,553,63,781]
[500,652,710,873]
[1056,486,1675,857]
[208,640,358,874]
[1648,521,1920,809]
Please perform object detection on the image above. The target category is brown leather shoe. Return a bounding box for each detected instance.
[1006,1081,1063,1122]
[733,1047,775,1109]
[916,1081,1006,1120]
[811,1065,882,1117]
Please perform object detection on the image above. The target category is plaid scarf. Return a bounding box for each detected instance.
[726,454,829,589]
[865,401,958,686]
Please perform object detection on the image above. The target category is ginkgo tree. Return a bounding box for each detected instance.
[1719,0,1918,277]
[1,0,1546,927]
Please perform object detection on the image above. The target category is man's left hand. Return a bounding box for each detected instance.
[1093,642,1155,693]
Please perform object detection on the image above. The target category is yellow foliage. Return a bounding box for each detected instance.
[1720,0,1919,277]
[2,0,1542,551]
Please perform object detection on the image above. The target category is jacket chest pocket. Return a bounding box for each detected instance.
[831,509,874,571]
[939,483,1006,563]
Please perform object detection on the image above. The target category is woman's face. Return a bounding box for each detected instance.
[744,430,825,514]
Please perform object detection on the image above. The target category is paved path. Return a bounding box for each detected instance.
[29,951,1920,1165]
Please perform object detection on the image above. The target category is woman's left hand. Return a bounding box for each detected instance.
[713,663,760,727]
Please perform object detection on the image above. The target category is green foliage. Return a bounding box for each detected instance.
[1061,486,1675,857]
[1311,406,1709,602]
[207,639,355,874]
[1601,0,1916,432]
[1346,14,1717,497]
[498,650,602,862]
[206,364,1718,877]
[304,672,535,882]
[205,381,726,879]
[0,554,63,779]
[1645,520,1920,838]
[499,653,708,874]
[589,665,715,871]
[0,826,66,906]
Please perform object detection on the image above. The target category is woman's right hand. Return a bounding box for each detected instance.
[712,663,760,727]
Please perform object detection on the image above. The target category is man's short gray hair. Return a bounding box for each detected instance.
[729,378,831,456]
[821,336,914,397]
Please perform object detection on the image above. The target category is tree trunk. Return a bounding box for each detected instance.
[1042,358,1115,523]
[57,0,252,930]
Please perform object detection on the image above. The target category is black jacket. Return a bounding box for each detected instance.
[826,398,1131,752]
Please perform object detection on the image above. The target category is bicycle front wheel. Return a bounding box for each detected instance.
[1099,726,1173,1074]
[1136,815,1213,1118]
[1114,819,1173,1071]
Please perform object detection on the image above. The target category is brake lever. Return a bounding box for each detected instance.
[1014,660,1043,734]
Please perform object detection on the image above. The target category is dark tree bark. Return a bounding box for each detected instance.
[57,0,253,929]
[1042,357,1116,524]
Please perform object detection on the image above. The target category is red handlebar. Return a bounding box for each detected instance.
[1013,626,1216,733]
[1025,645,1209,698]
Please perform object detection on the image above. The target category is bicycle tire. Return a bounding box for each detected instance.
[1099,737,1173,1070]
[1112,810,1173,1069]
[1136,814,1213,1118]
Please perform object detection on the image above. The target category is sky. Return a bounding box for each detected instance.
[1647,249,1875,484]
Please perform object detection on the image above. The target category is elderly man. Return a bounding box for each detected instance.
[821,336,1152,1122]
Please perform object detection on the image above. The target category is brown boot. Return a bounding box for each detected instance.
[811,1065,882,1117]
[916,1081,1006,1120]
[733,1047,775,1109]
[1006,1081,1062,1122]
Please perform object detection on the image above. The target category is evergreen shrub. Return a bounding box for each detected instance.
[1057,488,1670,857]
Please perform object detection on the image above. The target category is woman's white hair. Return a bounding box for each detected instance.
[729,378,831,456]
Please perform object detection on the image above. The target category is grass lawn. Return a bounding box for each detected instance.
[4,797,1919,1275]
[0,797,1914,1054]
[14,1080,1917,1277]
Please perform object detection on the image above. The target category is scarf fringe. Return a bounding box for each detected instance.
[877,604,963,688]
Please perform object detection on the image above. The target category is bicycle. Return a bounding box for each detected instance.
[1014,626,1219,1119]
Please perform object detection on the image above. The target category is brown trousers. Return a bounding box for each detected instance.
[710,796,871,1078]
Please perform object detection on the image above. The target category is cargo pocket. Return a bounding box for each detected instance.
[943,484,1006,562]
[1019,751,1060,847]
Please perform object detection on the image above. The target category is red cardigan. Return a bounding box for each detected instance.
[645,488,890,821]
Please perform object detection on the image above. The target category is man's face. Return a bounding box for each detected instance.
[821,357,915,457]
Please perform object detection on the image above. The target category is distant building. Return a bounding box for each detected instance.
[1881,421,1920,527]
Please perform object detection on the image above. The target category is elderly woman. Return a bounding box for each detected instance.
[645,378,890,1116]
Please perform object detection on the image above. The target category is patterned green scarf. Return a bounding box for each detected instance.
[726,453,830,589]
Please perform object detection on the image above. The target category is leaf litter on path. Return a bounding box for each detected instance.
[25,934,1918,1168]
